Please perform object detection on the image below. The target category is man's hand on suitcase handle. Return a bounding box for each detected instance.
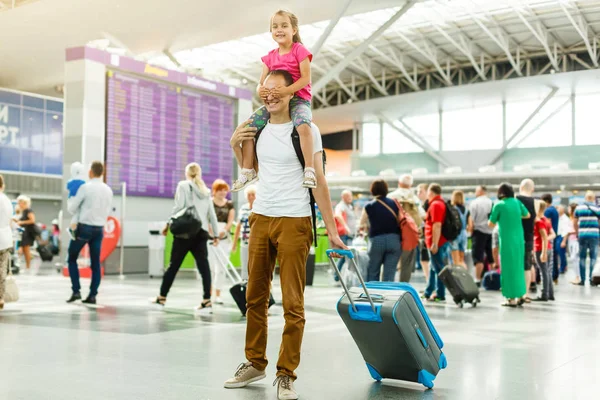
[209,238,220,247]
[328,233,350,258]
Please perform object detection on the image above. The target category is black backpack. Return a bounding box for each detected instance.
[436,199,462,241]
[255,126,326,247]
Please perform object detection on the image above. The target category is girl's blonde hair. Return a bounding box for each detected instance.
[271,10,302,44]
[451,190,465,206]
[185,163,209,196]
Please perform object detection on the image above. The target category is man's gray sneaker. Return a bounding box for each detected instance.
[223,362,266,389]
[273,375,298,400]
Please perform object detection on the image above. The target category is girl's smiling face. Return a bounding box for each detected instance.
[271,13,295,46]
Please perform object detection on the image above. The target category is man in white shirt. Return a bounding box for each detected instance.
[66,161,114,305]
[389,174,422,282]
[224,70,346,400]
[333,190,356,281]
[468,185,494,286]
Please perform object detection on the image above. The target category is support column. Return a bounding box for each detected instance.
[571,93,576,146]
[352,123,358,152]
[62,57,107,252]
[438,110,443,152]
[379,119,384,155]
[502,100,507,145]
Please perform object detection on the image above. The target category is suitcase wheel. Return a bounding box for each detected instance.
[472,300,478,308]
[457,300,464,308]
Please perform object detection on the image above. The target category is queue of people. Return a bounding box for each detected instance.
[334,174,599,308]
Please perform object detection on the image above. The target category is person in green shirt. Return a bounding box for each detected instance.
[488,182,531,307]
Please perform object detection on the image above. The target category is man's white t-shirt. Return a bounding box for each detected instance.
[252,122,323,218]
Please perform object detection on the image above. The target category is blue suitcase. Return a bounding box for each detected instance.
[327,249,447,389]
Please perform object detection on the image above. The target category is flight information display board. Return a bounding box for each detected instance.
[105,70,235,198]
[0,89,63,175]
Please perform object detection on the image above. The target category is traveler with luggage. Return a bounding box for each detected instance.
[489,182,530,307]
[154,163,220,313]
[358,179,402,282]
[231,184,256,281]
[223,69,345,400]
[422,184,453,303]
[533,201,555,301]
[389,174,422,282]
[208,179,235,304]
[450,190,469,268]
[0,175,14,310]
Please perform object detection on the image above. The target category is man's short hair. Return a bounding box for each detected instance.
[520,178,534,192]
[341,189,352,197]
[585,190,596,202]
[398,174,413,187]
[266,70,294,87]
[90,161,104,177]
[428,183,442,196]
[541,193,553,205]
[417,183,428,192]
[370,179,389,197]
[478,185,487,193]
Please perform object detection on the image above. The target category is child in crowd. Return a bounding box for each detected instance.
[66,162,86,239]
[232,9,316,192]
[533,201,556,301]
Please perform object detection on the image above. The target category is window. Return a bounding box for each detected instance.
[507,97,572,149]
[402,113,440,151]
[442,104,503,150]
[361,122,380,155]
[382,122,424,154]
[575,93,600,145]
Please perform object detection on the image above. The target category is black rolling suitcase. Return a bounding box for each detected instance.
[438,265,480,308]
[210,245,275,316]
[327,249,447,389]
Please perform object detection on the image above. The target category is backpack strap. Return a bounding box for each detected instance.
[291,127,319,247]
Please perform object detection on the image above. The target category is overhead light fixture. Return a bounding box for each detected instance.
[52,115,59,120]
[241,78,248,85]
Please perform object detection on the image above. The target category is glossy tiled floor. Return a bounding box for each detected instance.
[0,264,599,400]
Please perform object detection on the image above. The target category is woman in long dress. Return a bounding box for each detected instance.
[488,182,530,307]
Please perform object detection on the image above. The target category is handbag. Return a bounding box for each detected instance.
[169,184,203,238]
[4,261,19,303]
[377,198,420,251]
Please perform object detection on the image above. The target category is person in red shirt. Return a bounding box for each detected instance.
[423,183,450,302]
[533,201,556,301]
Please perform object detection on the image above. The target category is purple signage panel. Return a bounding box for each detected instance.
[105,70,234,198]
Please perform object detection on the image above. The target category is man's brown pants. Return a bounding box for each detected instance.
[245,213,312,380]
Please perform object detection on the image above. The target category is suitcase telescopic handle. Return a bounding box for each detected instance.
[209,242,243,284]
[326,249,377,314]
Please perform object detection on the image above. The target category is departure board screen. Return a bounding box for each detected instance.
[105,70,235,197]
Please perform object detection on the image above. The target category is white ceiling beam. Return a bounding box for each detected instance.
[471,19,522,76]
[488,87,558,165]
[433,25,487,81]
[314,60,359,101]
[311,0,353,57]
[377,113,451,167]
[560,3,598,67]
[312,0,416,93]
[354,58,388,96]
[396,31,453,86]
[368,45,420,91]
[514,9,560,71]
[101,32,135,57]
[228,67,260,84]
[163,49,182,69]
[397,119,453,166]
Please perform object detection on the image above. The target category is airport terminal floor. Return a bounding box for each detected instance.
[1,267,598,400]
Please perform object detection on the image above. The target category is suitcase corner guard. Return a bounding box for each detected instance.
[366,363,382,382]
